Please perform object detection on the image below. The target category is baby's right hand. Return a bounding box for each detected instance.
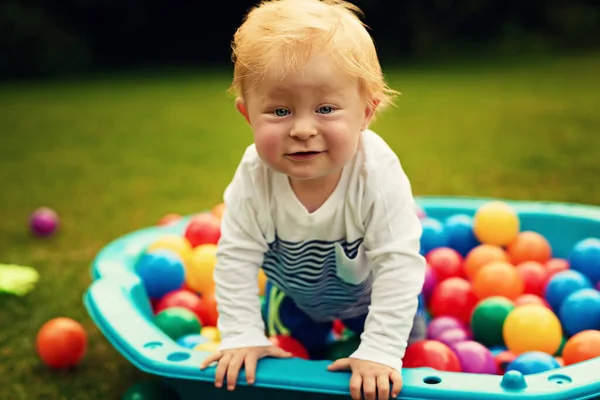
[199,345,293,391]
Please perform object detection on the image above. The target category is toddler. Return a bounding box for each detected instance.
[200,0,427,399]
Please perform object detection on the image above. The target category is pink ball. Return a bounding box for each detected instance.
[415,204,427,219]
[450,340,496,374]
[427,316,466,340]
[436,327,469,347]
[422,264,437,300]
[30,207,59,236]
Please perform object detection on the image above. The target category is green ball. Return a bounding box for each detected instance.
[555,336,566,356]
[122,380,179,400]
[153,307,202,341]
[326,336,360,360]
[471,296,515,347]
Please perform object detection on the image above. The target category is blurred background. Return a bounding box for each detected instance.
[0,1,599,399]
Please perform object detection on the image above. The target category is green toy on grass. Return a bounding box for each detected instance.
[0,263,40,296]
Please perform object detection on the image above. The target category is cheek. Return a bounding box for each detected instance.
[254,125,284,163]
[326,130,359,162]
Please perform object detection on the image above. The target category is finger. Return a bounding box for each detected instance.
[244,352,258,385]
[349,372,362,400]
[362,374,377,400]
[390,370,404,398]
[377,374,391,400]
[268,346,293,358]
[200,351,222,369]
[226,353,246,391]
[214,353,232,388]
[327,358,350,371]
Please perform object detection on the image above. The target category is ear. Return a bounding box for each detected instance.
[235,97,251,124]
[361,99,379,131]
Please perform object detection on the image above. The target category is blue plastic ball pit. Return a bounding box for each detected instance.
[83,196,600,400]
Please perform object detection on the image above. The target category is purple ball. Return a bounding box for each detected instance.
[30,207,59,236]
[422,264,437,300]
[451,340,496,374]
[427,316,466,339]
[436,327,469,347]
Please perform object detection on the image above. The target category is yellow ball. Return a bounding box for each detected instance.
[186,244,217,294]
[194,341,220,353]
[503,304,563,355]
[201,326,221,342]
[473,201,520,246]
[146,235,193,268]
[258,268,267,296]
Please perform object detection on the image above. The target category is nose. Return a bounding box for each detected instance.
[289,116,317,140]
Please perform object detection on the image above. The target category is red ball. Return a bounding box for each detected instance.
[197,289,219,327]
[514,293,551,308]
[332,320,345,336]
[155,289,205,320]
[429,277,479,324]
[546,258,570,278]
[425,247,464,282]
[184,213,221,248]
[516,261,549,297]
[269,335,310,359]
[494,350,517,374]
[36,318,87,369]
[403,340,461,372]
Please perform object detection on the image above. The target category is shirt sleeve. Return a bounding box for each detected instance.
[348,156,426,372]
[213,154,274,350]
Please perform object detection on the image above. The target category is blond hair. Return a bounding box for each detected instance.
[229,0,398,113]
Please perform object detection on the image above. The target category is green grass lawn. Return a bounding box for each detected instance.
[0,51,599,399]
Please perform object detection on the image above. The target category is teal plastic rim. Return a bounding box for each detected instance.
[83,196,600,399]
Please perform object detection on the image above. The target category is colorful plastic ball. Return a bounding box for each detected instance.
[489,346,508,356]
[507,231,552,265]
[29,207,59,236]
[154,289,205,321]
[422,264,437,301]
[36,317,87,369]
[153,307,202,341]
[471,296,515,347]
[568,238,600,285]
[426,316,466,339]
[464,244,510,280]
[562,330,600,366]
[419,218,448,255]
[516,261,549,297]
[415,204,427,219]
[157,213,182,227]
[122,380,179,400]
[425,247,464,282]
[472,201,520,247]
[194,341,220,353]
[270,335,310,359]
[136,250,186,299]
[177,333,208,349]
[450,340,496,374]
[184,213,221,248]
[503,304,563,355]
[402,340,462,372]
[558,288,600,336]
[514,294,550,309]
[443,214,480,257]
[506,351,561,375]
[495,350,517,375]
[472,261,524,300]
[200,326,221,342]
[211,202,226,220]
[429,278,479,324]
[555,336,566,356]
[544,270,593,311]
[186,244,218,295]
[196,289,219,327]
[436,327,469,347]
[146,235,193,269]
[546,258,570,278]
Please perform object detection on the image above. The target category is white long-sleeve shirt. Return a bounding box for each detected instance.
[213,129,426,372]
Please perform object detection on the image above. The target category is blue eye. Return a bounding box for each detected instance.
[318,106,333,114]
[274,108,289,117]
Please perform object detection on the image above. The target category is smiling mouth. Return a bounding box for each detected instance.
[286,151,323,160]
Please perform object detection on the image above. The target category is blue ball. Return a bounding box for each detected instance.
[420,218,448,256]
[177,333,208,349]
[506,351,560,375]
[136,249,186,299]
[489,346,508,356]
[569,238,600,285]
[443,214,480,257]
[559,288,600,336]
[544,270,593,312]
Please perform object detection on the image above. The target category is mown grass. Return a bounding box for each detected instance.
[0,51,599,399]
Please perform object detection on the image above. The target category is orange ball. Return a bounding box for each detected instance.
[198,289,220,327]
[211,203,226,220]
[157,213,182,226]
[562,330,600,366]
[36,317,87,369]
[472,261,524,300]
[464,244,510,280]
[507,231,552,264]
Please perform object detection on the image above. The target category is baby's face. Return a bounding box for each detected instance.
[238,53,375,185]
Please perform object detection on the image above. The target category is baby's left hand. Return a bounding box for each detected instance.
[327,358,403,400]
